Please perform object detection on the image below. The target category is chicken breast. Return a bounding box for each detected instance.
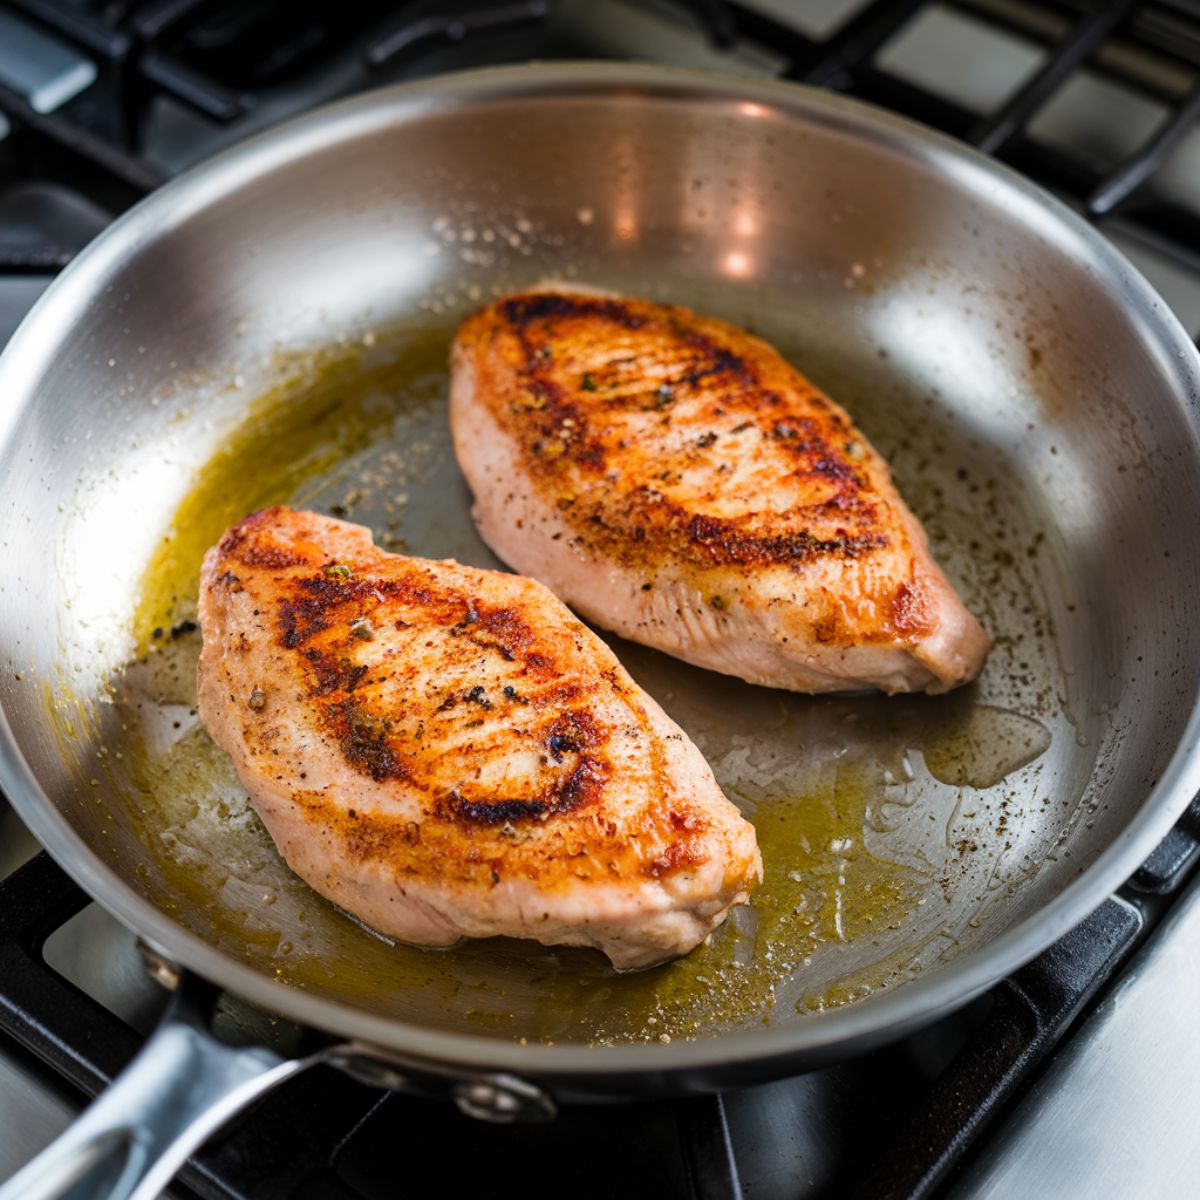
[450,285,990,695]
[197,506,760,969]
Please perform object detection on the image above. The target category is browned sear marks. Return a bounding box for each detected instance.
[196,506,762,968]
[464,290,888,571]
[451,285,992,695]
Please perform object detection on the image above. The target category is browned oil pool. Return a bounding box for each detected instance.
[86,317,1062,1045]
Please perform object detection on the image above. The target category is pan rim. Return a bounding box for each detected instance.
[3,60,1200,1081]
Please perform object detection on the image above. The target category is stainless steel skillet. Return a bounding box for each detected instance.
[2,62,1200,1199]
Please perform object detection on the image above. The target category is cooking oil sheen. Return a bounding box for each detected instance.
[98,318,1056,1044]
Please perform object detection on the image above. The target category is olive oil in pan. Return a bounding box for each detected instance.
[114,655,921,1043]
[131,325,452,652]
[106,319,1055,1044]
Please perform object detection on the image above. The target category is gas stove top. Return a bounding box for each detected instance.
[3,3,1200,1198]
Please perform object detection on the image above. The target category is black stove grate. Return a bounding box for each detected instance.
[724,0,1200,263]
[4,1,1200,1198]
[2,0,1199,265]
[0,839,1189,1200]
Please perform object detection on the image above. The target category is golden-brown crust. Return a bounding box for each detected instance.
[203,507,743,894]
[452,288,991,696]
[457,290,898,571]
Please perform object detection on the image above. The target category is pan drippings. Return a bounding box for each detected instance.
[82,317,1064,1044]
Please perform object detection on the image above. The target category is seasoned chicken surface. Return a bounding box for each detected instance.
[451,285,990,694]
[197,507,760,969]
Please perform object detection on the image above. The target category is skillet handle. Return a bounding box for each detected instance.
[0,972,312,1200]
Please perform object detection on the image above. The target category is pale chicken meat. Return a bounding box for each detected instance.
[451,285,990,694]
[197,506,760,969]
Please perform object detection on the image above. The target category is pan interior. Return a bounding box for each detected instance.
[3,77,1199,1050]
[107,318,1066,1046]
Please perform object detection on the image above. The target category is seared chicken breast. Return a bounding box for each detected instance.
[197,507,760,969]
[451,285,990,694]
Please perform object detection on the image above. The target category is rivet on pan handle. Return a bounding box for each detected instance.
[324,1044,557,1123]
[452,1076,556,1123]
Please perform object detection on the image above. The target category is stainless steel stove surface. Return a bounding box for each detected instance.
[3,2,1200,1198]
